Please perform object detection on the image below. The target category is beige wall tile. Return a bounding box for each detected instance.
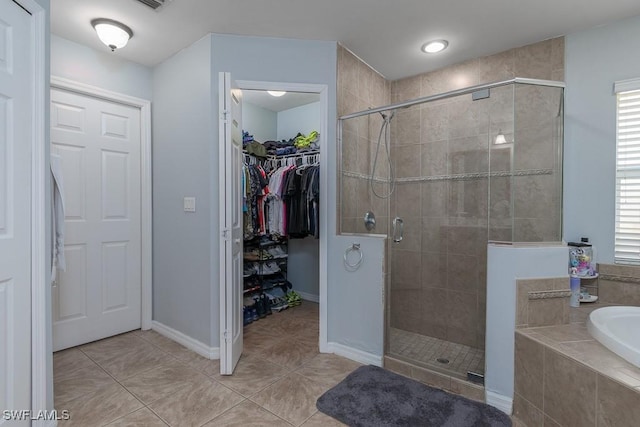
[391,250,422,289]
[528,298,566,328]
[421,251,447,289]
[543,348,597,427]
[446,253,480,293]
[446,290,479,347]
[393,144,421,178]
[598,263,640,278]
[478,49,516,83]
[514,39,555,80]
[420,140,448,176]
[599,280,640,305]
[394,184,422,217]
[421,181,449,217]
[418,288,448,339]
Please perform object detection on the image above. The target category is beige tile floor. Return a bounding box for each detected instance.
[54,302,359,426]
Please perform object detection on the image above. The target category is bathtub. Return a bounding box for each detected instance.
[587,306,640,368]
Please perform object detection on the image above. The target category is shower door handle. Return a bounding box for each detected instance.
[392,217,404,243]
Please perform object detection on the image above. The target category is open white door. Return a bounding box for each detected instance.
[0,1,33,424]
[219,72,243,375]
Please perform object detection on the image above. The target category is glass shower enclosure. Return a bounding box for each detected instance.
[339,78,564,383]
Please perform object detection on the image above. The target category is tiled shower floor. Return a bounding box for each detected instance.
[389,328,485,380]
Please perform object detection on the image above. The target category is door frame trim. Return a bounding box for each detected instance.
[49,76,153,332]
[234,80,329,353]
[23,0,48,423]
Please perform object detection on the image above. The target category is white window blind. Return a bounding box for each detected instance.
[615,81,640,264]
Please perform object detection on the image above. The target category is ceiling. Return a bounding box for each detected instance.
[51,0,640,81]
[242,90,320,113]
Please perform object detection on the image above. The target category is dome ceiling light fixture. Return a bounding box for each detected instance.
[267,90,286,97]
[91,18,133,52]
[421,39,449,54]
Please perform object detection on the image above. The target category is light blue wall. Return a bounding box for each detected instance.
[278,102,322,299]
[210,34,340,348]
[51,35,152,100]
[243,102,277,142]
[277,102,321,140]
[152,35,214,345]
[564,15,640,263]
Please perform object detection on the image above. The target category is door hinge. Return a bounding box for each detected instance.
[220,109,229,122]
[223,330,230,342]
[222,228,230,240]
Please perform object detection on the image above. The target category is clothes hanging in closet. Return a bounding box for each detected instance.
[243,159,319,239]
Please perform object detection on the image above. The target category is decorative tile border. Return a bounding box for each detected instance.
[528,290,572,300]
[342,168,554,184]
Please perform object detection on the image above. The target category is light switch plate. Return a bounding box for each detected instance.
[183,197,196,212]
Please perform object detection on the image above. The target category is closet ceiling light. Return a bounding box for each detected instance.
[494,131,509,145]
[421,40,449,54]
[267,90,286,97]
[91,19,133,52]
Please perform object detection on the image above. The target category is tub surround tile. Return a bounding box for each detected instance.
[527,298,568,327]
[514,333,544,408]
[597,374,640,427]
[512,392,544,427]
[597,263,640,279]
[528,323,593,343]
[543,348,597,427]
[516,277,568,327]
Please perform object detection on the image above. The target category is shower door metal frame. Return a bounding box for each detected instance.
[337,76,566,379]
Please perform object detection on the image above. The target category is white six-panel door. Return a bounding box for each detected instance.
[51,88,142,351]
[0,2,33,424]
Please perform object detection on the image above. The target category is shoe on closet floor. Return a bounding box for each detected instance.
[260,293,272,315]
[243,307,253,326]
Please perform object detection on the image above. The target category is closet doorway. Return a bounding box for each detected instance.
[219,79,328,375]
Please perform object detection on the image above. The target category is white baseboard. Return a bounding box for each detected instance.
[152,321,220,360]
[327,342,383,366]
[485,390,513,415]
[297,291,319,303]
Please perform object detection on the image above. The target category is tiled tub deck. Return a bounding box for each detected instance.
[514,303,640,427]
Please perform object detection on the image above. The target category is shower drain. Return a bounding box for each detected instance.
[436,358,450,364]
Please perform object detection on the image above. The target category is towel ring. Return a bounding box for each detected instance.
[344,243,363,270]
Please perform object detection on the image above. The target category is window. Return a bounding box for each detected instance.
[615,79,640,264]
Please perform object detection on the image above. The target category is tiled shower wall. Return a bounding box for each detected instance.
[338,45,391,235]
[338,38,565,350]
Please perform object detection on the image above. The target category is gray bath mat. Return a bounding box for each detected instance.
[316,365,511,427]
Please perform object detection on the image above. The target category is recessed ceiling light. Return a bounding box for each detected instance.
[267,90,286,97]
[421,40,449,54]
